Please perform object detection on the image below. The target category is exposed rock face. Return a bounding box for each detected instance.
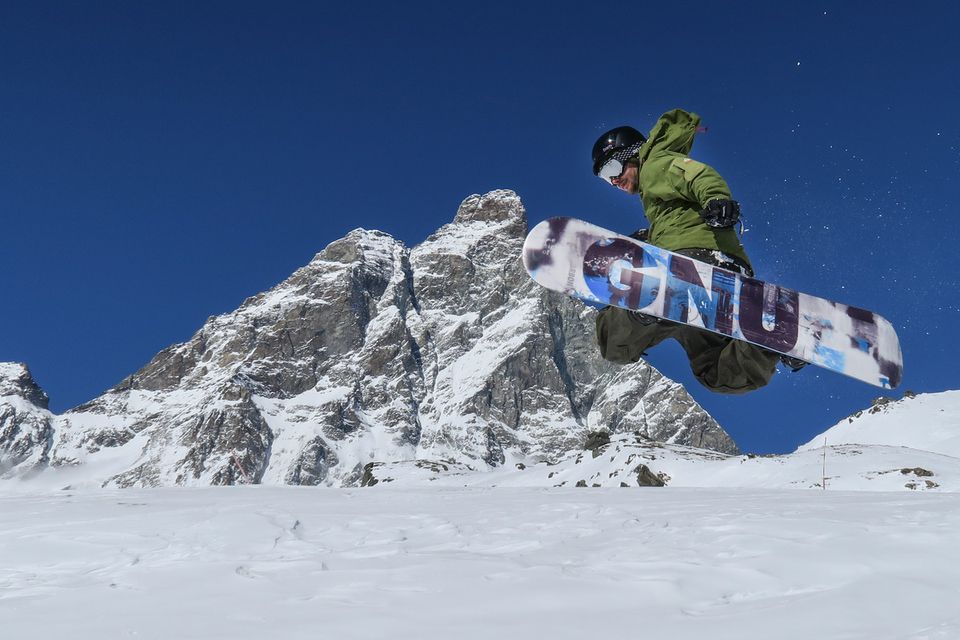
[0,190,737,487]
[0,363,54,474]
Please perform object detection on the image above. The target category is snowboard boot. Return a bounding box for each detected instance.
[779,354,808,372]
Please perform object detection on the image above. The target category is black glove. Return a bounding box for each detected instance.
[700,199,741,229]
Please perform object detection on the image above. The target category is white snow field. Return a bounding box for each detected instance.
[2,486,959,640]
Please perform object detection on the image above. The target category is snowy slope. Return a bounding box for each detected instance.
[6,390,958,493]
[363,432,960,492]
[360,391,960,492]
[798,390,960,457]
[0,486,958,640]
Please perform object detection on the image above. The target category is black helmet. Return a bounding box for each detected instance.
[591,125,646,175]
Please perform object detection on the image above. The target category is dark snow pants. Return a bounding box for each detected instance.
[595,306,779,395]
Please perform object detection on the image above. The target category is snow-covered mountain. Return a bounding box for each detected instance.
[363,391,960,492]
[0,190,734,488]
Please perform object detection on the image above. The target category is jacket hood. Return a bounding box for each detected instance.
[637,109,701,165]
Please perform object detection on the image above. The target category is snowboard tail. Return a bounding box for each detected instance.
[523,217,903,389]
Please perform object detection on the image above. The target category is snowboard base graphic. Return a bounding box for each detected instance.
[523,217,903,389]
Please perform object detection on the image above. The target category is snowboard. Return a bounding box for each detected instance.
[522,217,903,389]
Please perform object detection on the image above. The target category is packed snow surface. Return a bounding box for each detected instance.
[1,486,958,640]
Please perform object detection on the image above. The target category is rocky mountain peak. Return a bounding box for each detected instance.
[1,190,737,487]
[314,228,403,266]
[0,363,53,474]
[0,363,49,410]
[452,189,527,231]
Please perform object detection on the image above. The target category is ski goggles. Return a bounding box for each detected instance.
[596,157,625,184]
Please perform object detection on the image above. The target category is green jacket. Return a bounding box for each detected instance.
[636,109,751,268]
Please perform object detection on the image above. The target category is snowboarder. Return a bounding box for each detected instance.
[591,108,803,394]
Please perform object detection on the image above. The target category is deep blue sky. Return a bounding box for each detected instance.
[2,2,958,453]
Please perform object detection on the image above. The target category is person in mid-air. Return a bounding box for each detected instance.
[591,108,803,394]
